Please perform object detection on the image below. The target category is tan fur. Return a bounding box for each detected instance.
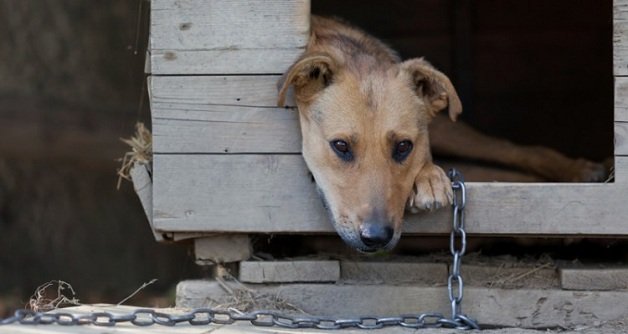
[278,16,459,251]
[278,16,608,251]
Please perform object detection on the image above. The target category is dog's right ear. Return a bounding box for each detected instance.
[277,52,336,107]
[400,58,462,122]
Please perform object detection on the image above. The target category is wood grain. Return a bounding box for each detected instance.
[150,0,309,74]
[615,0,628,76]
[152,154,628,235]
[150,75,301,153]
[615,121,628,155]
[615,77,628,121]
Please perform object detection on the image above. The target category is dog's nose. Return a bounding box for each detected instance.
[359,224,394,248]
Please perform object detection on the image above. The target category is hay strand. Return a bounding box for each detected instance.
[213,266,306,314]
[28,280,81,312]
[116,122,152,189]
[117,278,158,306]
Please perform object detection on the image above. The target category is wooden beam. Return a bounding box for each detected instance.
[615,121,628,155]
[150,75,301,153]
[340,261,448,285]
[149,0,309,74]
[194,235,251,264]
[615,77,628,121]
[560,267,628,290]
[177,280,628,329]
[130,163,163,242]
[151,75,288,108]
[150,49,306,75]
[152,154,628,235]
[615,0,628,76]
[239,260,340,283]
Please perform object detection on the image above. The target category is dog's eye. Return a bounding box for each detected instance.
[330,140,353,162]
[393,140,413,162]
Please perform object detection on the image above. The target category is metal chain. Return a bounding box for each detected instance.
[1,308,478,329]
[0,169,478,330]
[447,168,478,329]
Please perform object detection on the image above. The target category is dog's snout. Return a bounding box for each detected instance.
[359,224,394,249]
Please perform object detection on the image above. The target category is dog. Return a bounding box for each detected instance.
[278,16,608,253]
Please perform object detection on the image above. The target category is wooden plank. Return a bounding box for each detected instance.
[150,49,306,75]
[560,267,628,290]
[239,260,340,283]
[615,77,628,121]
[150,0,309,74]
[152,105,300,154]
[152,154,628,235]
[129,163,162,242]
[340,261,448,285]
[615,121,628,155]
[151,76,286,108]
[460,264,558,289]
[194,235,251,264]
[150,75,300,153]
[177,280,628,329]
[615,156,628,182]
[615,0,628,76]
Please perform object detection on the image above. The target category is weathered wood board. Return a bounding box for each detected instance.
[177,280,628,329]
[152,154,628,235]
[560,267,628,290]
[194,235,251,264]
[614,77,628,121]
[149,0,309,74]
[340,261,448,285]
[151,74,628,159]
[615,78,628,155]
[239,260,340,283]
[130,163,162,241]
[615,0,628,76]
[150,76,300,154]
[615,121,628,155]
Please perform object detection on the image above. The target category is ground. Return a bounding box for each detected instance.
[1,305,627,334]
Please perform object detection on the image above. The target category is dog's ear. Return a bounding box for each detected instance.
[277,52,336,107]
[400,58,462,121]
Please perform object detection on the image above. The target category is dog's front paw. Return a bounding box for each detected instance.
[566,158,609,182]
[408,164,453,213]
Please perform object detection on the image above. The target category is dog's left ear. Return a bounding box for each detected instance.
[400,58,462,121]
[277,52,336,107]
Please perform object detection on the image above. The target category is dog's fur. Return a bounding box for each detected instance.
[278,16,608,252]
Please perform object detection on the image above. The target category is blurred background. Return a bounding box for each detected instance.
[0,1,199,315]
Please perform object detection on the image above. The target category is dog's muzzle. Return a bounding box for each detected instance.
[316,186,401,252]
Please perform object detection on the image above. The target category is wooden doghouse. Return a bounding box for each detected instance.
[142,0,627,258]
[133,0,628,328]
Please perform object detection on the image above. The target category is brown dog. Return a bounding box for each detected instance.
[278,16,607,252]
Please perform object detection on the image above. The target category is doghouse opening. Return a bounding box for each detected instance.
[312,0,613,182]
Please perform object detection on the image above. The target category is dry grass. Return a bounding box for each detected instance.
[486,262,554,289]
[28,280,81,312]
[116,122,152,189]
[212,267,306,314]
[117,278,158,306]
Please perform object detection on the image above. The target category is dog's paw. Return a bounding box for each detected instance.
[407,164,453,213]
[566,158,609,182]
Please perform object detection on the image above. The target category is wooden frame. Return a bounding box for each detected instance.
[146,0,628,239]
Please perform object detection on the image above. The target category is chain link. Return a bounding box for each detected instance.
[0,308,478,330]
[446,169,478,329]
[0,169,478,330]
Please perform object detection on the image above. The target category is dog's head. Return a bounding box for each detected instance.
[278,53,461,252]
